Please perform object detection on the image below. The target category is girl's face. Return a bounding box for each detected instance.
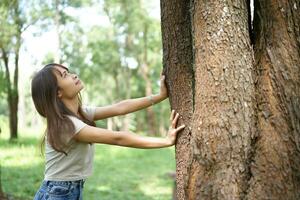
[54,66,84,99]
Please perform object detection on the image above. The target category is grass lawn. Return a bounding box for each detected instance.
[0,130,176,200]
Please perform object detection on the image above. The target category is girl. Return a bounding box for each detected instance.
[32,63,185,200]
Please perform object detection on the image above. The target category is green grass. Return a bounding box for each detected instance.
[0,130,176,200]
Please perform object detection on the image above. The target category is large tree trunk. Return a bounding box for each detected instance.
[187,0,256,199]
[161,0,194,199]
[161,0,300,199]
[246,0,300,199]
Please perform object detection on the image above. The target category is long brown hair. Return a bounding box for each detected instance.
[31,63,95,155]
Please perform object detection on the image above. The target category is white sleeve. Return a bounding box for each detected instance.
[82,105,96,121]
[68,116,87,135]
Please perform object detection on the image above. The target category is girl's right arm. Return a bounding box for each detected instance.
[73,110,185,149]
[92,75,168,121]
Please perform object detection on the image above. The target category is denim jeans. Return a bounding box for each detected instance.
[33,180,85,200]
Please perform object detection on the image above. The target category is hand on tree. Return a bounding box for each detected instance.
[166,110,185,145]
[159,75,168,99]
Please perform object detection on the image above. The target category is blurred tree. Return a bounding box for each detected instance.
[0,0,24,140]
[54,0,62,63]
[59,0,168,135]
[37,0,89,63]
[0,0,48,139]
[0,164,6,200]
[100,0,166,134]
[49,0,93,63]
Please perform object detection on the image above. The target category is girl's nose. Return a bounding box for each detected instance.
[73,74,78,79]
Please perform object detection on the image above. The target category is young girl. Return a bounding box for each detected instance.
[32,63,185,200]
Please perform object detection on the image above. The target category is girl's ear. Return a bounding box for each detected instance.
[57,89,63,98]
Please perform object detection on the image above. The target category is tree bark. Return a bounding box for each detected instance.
[246,0,300,199]
[162,0,300,199]
[188,0,256,199]
[161,0,194,199]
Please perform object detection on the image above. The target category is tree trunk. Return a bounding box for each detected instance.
[1,47,18,140]
[54,0,61,63]
[121,66,131,131]
[9,1,21,140]
[246,0,300,199]
[188,0,256,199]
[0,0,22,140]
[161,0,300,199]
[161,0,194,199]
[9,93,18,140]
[141,23,158,135]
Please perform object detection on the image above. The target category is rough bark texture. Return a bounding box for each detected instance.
[187,0,256,199]
[161,0,300,199]
[246,0,300,199]
[160,0,194,199]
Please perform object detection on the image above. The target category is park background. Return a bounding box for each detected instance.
[0,0,176,199]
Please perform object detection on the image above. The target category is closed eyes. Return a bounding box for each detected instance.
[62,71,74,78]
[62,71,68,78]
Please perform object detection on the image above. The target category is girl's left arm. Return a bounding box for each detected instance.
[93,75,168,121]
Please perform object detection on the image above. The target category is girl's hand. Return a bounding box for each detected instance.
[159,75,168,99]
[166,110,185,145]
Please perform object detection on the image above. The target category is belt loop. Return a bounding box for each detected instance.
[45,180,50,186]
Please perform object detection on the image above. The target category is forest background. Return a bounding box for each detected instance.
[0,0,175,199]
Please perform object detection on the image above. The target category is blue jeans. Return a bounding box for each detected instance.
[33,180,85,200]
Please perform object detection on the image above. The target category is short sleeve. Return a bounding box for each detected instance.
[68,116,88,135]
[82,105,96,121]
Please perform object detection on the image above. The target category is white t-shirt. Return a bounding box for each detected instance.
[44,105,96,181]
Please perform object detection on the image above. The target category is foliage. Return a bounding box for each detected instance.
[52,0,170,133]
[0,0,169,134]
[0,0,174,199]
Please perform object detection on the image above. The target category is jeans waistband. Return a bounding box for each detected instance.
[43,179,85,187]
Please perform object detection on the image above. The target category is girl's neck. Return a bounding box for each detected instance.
[61,97,80,116]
